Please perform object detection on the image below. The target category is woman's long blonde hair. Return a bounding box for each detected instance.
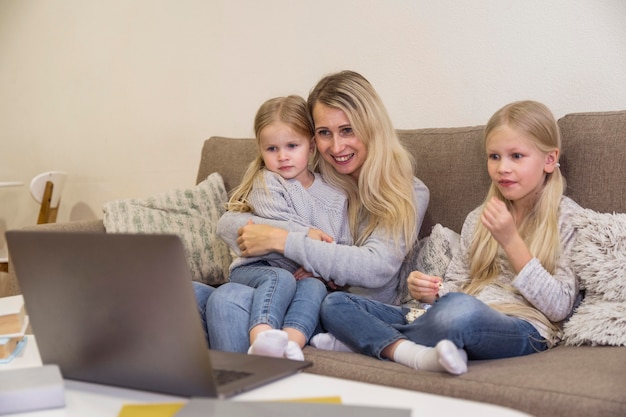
[227,95,314,212]
[464,100,565,328]
[307,70,417,248]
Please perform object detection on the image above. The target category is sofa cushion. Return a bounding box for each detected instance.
[563,208,626,346]
[303,345,626,417]
[102,173,232,286]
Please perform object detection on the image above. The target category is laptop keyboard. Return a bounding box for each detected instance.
[213,368,252,386]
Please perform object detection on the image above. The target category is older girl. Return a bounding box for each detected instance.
[316,100,583,375]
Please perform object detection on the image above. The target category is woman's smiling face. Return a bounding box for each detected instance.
[312,103,367,180]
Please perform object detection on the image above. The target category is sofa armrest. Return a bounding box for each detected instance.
[2,220,105,297]
[20,219,106,233]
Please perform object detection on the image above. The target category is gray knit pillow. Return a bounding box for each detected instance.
[399,224,460,303]
[103,173,232,286]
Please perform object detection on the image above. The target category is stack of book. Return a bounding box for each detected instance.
[0,295,28,363]
[0,295,66,414]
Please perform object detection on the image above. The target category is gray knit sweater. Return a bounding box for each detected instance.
[439,196,584,345]
[220,170,351,275]
[217,177,430,305]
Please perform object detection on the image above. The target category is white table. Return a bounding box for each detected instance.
[0,181,24,188]
[1,336,532,417]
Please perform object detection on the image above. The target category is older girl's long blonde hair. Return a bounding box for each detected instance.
[307,70,417,249]
[227,95,314,212]
[464,100,565,328]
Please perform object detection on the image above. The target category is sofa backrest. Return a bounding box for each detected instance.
[197,110,626,238]
[558,110,626,215]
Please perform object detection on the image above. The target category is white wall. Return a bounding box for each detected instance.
[1,0,626,254]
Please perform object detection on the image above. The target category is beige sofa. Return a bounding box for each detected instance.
[6,110,626,417]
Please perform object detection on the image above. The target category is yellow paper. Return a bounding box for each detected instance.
[273,396,342,404]
[116,397,341,416]
[117,403,185,417]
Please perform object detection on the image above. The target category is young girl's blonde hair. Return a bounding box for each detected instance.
[464,100,565,329]
[307,70,417,249]
[227,95,314,212]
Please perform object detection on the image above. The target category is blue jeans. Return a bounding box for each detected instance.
[192,281,216,346]
[320,292,548,360]
[206,282,256,353]
[229,261,327,341]
[204,272,327,353]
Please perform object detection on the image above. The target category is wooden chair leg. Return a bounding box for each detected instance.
[37,181,54,224]
[48,206,59,223]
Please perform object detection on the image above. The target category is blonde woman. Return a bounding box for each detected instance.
[315,100,584,375]
[206,71,430,353]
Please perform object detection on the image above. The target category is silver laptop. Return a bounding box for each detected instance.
[6,230,311,398]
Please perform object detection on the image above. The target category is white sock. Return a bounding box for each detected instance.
[310,333,354,352]
[284,341,305,361]
[435,340,468,375]
[248,329,288,358]
[393,340,467,375]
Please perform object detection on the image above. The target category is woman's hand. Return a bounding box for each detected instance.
[237,220,289,257]
[407,270,441,304]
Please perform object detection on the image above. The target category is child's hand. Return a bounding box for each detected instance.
[308,228,334,243]
[407,271,441,304]
[293,266,314,280]
[480,197,517,247]
[481,197,533,273]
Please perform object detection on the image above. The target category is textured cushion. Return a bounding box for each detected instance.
[103,173,232,286]
[563,209,626,346]
[399,224,460,303]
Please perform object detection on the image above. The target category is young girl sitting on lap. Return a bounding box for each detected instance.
[216,95,351,361]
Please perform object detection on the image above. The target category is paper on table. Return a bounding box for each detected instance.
[273,396,342,403]
[117,403,185,417]
[116,396,343,416]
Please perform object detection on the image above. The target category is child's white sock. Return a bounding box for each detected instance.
[310,333,354,352]
[284,341,305,361]
[435,340,468,375]
[248,329,288,358]
[393,339,467,375]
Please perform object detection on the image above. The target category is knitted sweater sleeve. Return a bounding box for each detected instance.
[441,197,582,323]
[216,211,310,256]
[512,197,582,322]
[284,178,430,289]
[216,170,348,255]
[247,170,310,227]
